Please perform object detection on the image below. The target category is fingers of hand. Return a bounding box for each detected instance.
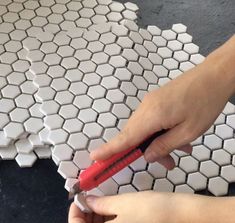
[68,203,86,223]
[178,144,193,153]
[154,144,192,170]
[90,107,156,161]
[92,213,105,223]
[89,129,134,161]
[144,124,192,162]
[86,196,118,216]
[155,155,175,170]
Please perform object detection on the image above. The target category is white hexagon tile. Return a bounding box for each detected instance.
[22,18,235,197]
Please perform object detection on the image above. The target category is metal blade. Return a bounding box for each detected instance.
[68,181,83,200]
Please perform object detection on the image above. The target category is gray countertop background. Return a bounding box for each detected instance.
[0,0,235,222]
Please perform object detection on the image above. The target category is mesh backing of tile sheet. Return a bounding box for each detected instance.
[24,20,235,196]
[0,0,139,165]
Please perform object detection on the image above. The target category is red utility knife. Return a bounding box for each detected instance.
[72,130,166,194]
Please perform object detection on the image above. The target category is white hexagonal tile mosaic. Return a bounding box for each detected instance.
[0,0,138,162]
[21,19,235,196]
[0,0,235,198]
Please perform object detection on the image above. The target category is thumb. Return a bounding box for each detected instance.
[86,195,118,216]
[68,203,86,223]
[90,107,156,160]
[144,123,192,162]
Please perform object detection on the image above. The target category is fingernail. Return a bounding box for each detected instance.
[144,151,157,163]
[86,196,97,205]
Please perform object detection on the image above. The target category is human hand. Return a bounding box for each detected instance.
[91,44,235,167]
[68,191,212,223]
[69,202,105,223]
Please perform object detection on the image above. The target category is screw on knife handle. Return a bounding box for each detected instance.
[138,129,167,153]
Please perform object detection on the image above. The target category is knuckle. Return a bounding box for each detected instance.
[153,138,171,157]
[118,128,132,148]
[109,129,128,151]
[118,129,128,141]
[106,129,130,155]
[182,126,198,143]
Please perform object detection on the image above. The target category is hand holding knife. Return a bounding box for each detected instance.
[71,129,166,196]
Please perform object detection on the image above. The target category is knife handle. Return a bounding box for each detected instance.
[79,130,166,191]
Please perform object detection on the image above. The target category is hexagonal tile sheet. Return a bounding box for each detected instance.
[0,0,139,163]
[1,1,139,39]
[2,1,235,197]
[24,24,162,192]
[22,20,235,196]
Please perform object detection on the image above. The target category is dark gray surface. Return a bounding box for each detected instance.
[122,0,235,56]
[0,1,235,223]
[0,160,69,223]
[120,0,235,103]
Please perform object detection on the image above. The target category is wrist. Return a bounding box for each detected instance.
[205,35,235,96]
[193,196,235,223]
[171,194,204,223]
[176,194,235,223]
[162,194,203,223]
